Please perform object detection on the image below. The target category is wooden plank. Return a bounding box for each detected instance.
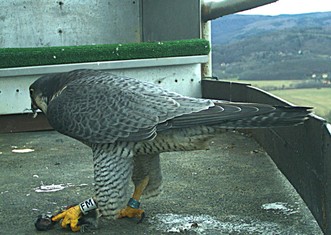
[0,113,52,133]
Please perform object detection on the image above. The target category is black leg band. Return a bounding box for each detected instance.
[127,198,140,209]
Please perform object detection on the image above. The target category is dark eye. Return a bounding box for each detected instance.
[29,89,34,96]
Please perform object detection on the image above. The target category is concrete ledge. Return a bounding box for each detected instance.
[0,130,322,234]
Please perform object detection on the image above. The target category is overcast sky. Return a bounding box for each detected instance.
[240,0,331,15]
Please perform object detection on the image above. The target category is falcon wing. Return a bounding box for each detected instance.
[46,71,213,144]
[168,102,311,128]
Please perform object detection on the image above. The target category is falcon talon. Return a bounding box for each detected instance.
[137,212,145,224]
[77,210,99,232]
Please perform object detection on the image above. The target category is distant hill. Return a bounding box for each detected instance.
[211,12,331,81]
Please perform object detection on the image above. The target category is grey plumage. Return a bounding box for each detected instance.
[29,69,311,219]
[91,142,134,217]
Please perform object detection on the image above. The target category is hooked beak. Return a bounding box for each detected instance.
[31,102,39,118]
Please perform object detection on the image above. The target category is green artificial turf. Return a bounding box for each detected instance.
[0,39,210,69]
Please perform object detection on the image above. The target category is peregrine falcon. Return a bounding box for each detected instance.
[29,69,311,231]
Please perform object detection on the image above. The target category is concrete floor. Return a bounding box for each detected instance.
[0,130,322,235]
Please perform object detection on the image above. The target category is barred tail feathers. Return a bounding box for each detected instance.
[218,105,312,128]
[168,102,312,129]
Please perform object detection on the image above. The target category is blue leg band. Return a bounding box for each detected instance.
[127,198,140,209]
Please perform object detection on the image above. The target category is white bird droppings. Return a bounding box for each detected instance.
[12,148,35,153]
[150,213,283,234]
[261,202,298,215]
[34,184,66,193]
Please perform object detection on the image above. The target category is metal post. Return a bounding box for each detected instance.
[201,20,212,78]
[201,0,278,21]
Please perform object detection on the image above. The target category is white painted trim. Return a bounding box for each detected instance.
[0,55,208,77]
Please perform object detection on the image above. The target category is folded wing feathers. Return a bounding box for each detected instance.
[165,102,311,129]
[46,70,312,143]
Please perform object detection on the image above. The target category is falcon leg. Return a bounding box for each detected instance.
[132,153,163,198]
[118,176,149,221]
[92,143,134,218]
[118,153,162,221]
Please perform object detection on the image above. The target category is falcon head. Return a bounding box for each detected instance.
[29,85,48,117]
[29,72,68,116]
[29,70,91,116]
[29,85,48,116]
